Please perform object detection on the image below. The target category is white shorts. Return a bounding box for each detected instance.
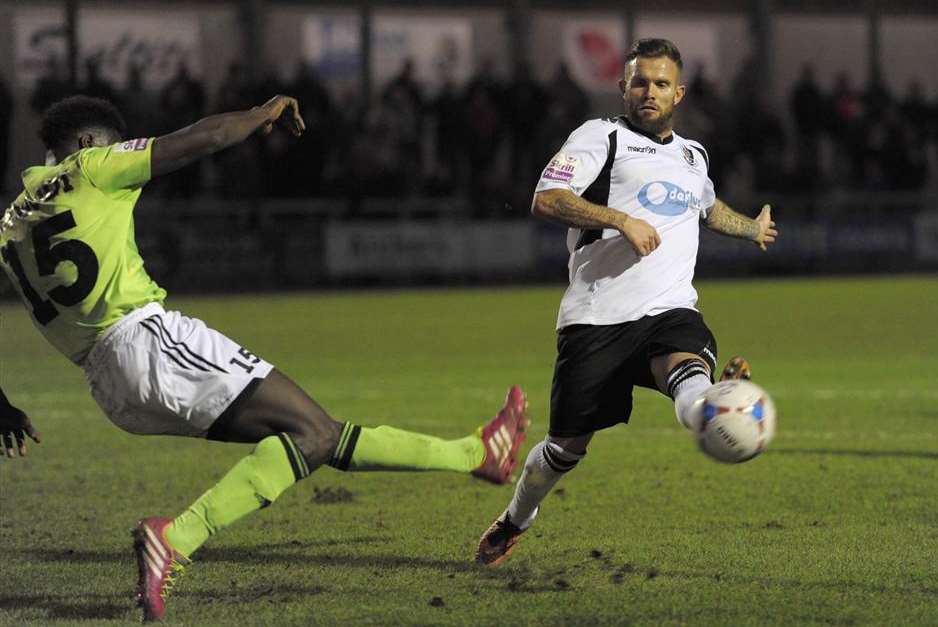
[82,302,274,437]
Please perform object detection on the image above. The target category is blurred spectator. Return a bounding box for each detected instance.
[463,59,505,216]
[681,64,734,190]
[30,56,72,115]
[380,69,423,187]
[901,81,933,139]
[504,61,546,186]
[162,63,205,131]
[281,63,334,196]
[81,56,119,104]
[0,71,11,190]
[831,72,863,132]
[214,63,262,199]
[161,63,206,197]
[549,63,590,129]
[789,64,825,186]
[863,75,892,122]
[738,95,787,193]
[829,72,864,183]
[428,77,465,194]
[873,109,927,190]
[121,63,157,137]
[14,47,937,208]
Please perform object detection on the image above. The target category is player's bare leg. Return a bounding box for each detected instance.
[134,370,528,619]
[477,432,591,566]
[204,368,344,465]
[169,370,528,545]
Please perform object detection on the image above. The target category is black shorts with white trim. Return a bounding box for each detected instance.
[549,308,717,437]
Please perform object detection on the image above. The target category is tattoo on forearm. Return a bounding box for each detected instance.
[704,199,759,240]
[537,191,622,229]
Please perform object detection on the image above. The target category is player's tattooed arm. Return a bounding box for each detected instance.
[533,189,624,229]
[704,198,778,251]
[533,189,661,257]
[151,95,306,177]
[0,386,41,458]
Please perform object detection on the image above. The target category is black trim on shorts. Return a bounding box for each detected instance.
[138,320,203,371]
[149,315,228,373]
[205,376,266,441]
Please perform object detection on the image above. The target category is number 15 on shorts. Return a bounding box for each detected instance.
[230,347,261,374]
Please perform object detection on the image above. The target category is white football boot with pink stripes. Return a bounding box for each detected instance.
[132,517,190,622]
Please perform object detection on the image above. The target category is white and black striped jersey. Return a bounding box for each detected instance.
[535,115,716,330]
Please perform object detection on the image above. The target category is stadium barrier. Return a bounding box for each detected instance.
[2,197,936,297]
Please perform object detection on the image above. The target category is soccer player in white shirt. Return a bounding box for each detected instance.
[476,38,778,566]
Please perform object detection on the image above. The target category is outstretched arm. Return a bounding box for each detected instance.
[704,198,778,251]
[151,95,306,177]
[532,188,661,257]
[0,385,41,458]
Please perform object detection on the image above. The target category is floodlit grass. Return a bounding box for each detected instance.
[1,276,937,625]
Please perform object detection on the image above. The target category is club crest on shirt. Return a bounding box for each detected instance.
[681,145,696,166]
[542,153,579,184]
[114,138,149,153]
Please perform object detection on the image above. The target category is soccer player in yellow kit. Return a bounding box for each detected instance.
[0,95,530,622]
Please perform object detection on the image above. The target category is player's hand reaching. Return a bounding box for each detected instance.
[618,215,661,257]
[0,401,41,458]
[754,204,777,251]
[259,95,306,137]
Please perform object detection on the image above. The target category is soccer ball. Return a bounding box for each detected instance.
[695,380,777,463]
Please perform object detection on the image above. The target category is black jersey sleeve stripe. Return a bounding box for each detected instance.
[150,315,228,373]
[575,128,618,251]
[690,145,709,170]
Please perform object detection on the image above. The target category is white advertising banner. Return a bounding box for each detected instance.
[561,18,625,94]
[78,12,202,89]
[301,14,474,91]
[14,9,66,88]
[14,8,202,89]
[325,221,535,278]
[301,14,361,82]
[373,15,473,90]
[634,19,720,79]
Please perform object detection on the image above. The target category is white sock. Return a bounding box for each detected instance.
[506,439,584,530]
[666,360,713,431]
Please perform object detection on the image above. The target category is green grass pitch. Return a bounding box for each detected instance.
[1,276,937,626]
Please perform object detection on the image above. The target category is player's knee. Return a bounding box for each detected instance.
[286,415,343,470]
[665,358,712,399]
[251,436,306,501]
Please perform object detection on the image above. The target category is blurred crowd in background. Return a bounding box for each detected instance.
[1,57,936,215]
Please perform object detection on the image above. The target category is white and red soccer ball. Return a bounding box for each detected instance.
[695,380,777,463]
